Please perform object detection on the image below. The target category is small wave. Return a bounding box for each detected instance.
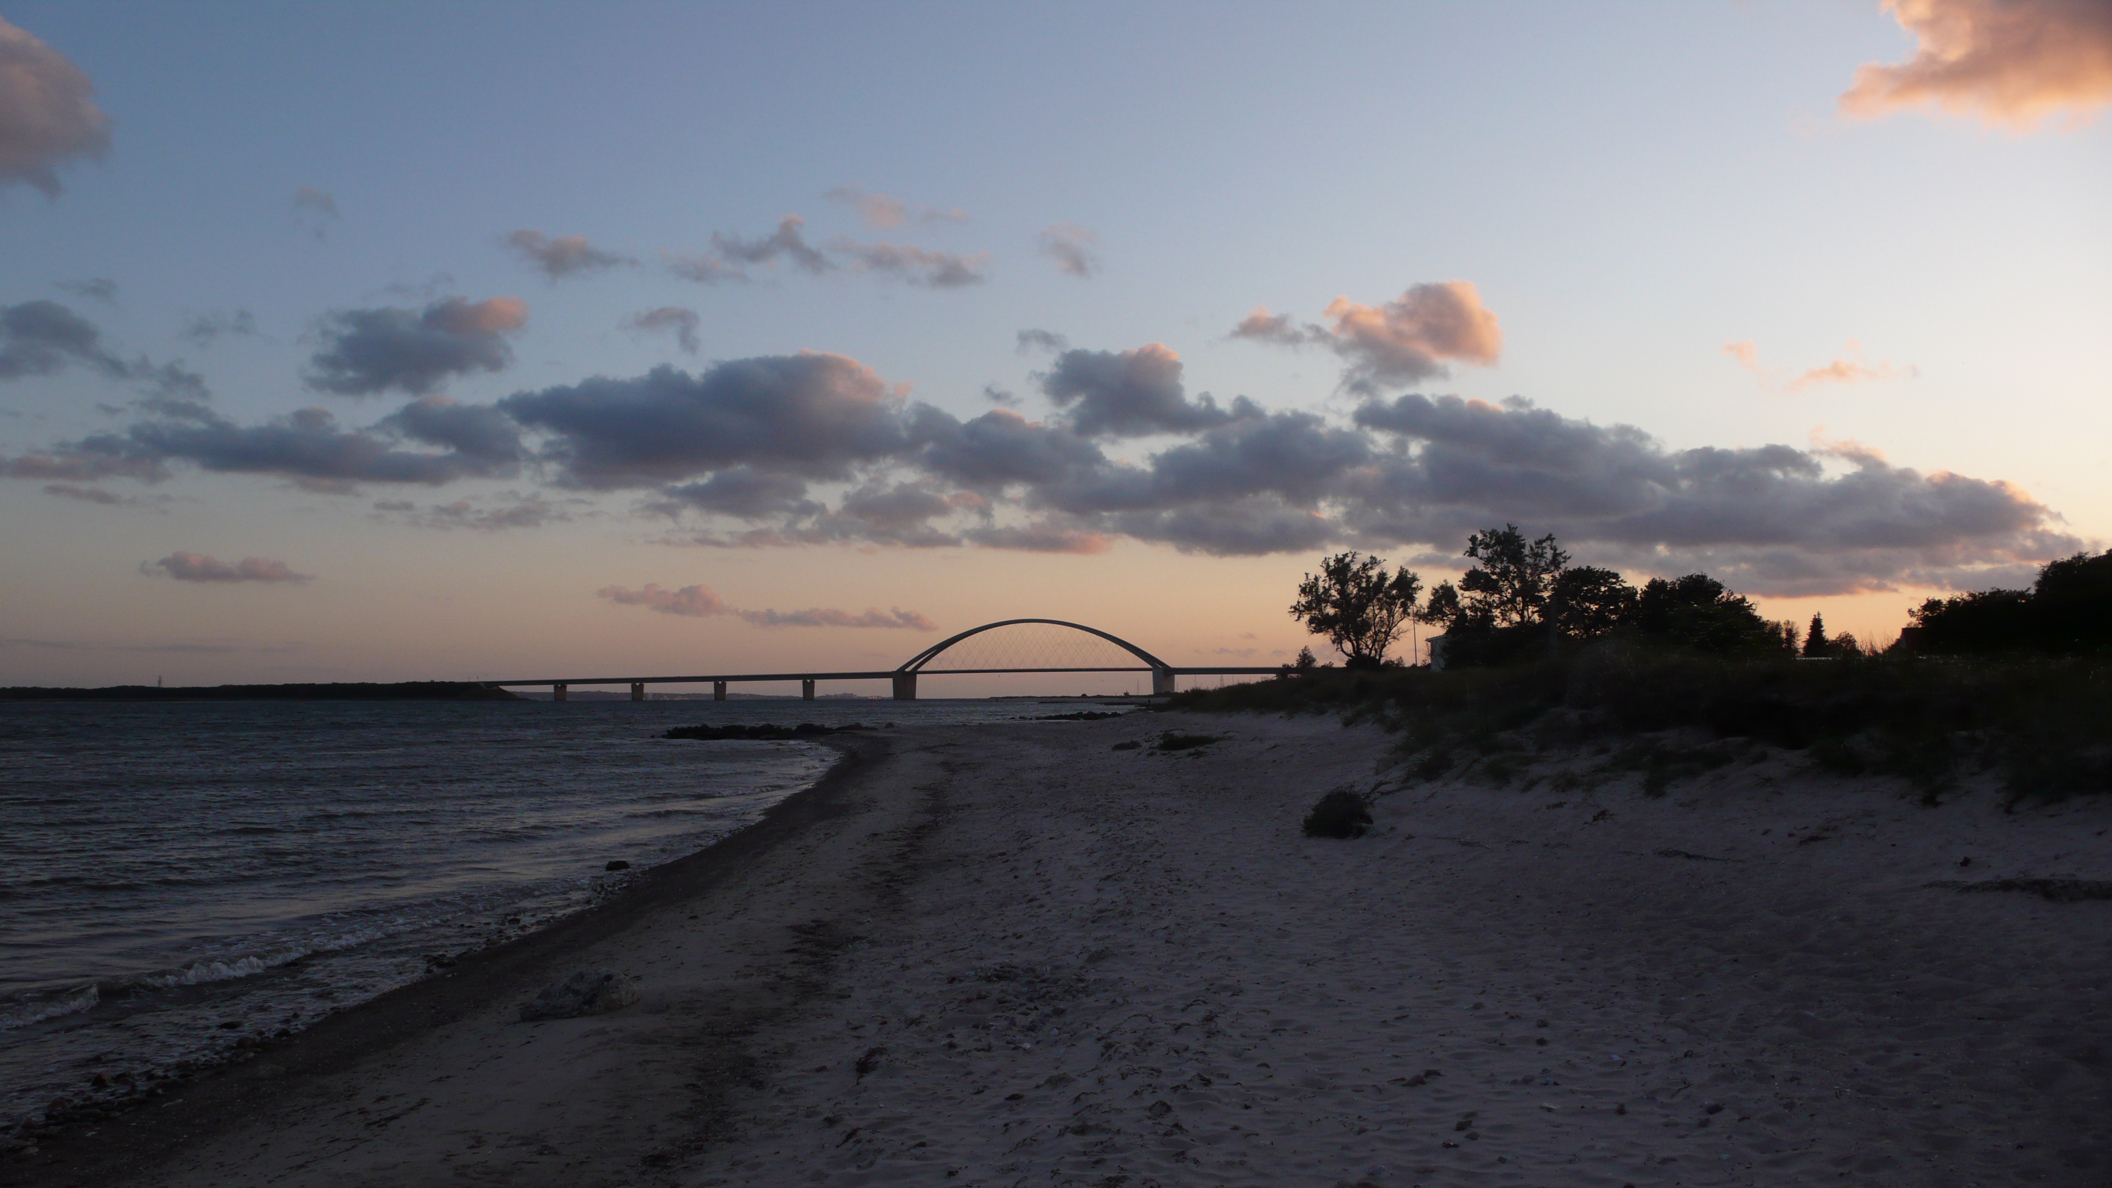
[0,984,99,1030]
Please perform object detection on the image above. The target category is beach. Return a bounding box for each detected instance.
[11,712,2111,1187]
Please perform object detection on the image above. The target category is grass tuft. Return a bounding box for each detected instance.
[1302,788,1373,838]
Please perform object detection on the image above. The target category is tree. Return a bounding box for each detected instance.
[1290,552,1423,669]
[1549,566,1637,640]
[1457,524,1570,628]
[1633,573,1784,655]
[1803,613,1830,657]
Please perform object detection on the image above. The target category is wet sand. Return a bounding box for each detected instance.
[11,713,2111,1187]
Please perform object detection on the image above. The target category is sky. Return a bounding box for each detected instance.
[2,0,2109,693]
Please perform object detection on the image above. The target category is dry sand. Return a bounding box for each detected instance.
[11,712,2111,1187]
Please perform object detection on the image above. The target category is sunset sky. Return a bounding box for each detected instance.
[3,1,2109,693]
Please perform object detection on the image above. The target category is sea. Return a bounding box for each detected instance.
[0,695,1088,1128]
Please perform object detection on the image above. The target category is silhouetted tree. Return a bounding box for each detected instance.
[1632,573,1786,655]
[1803,613,1830,657]
[1458,524,1570,628]
[1908,549,2112,654]
[1290,552,1423,669]
[1549,566,1637,639]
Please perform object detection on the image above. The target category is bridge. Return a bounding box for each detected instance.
[485,618,1281,701]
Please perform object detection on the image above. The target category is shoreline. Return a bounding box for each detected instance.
[0,732,893,1186]
[9,714,2110,1186]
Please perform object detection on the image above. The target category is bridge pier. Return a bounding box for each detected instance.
[630,681,645,701]
[892,672,917,701]
[801,678,816,701]
[713,681,727,701]
[1151,668,1176,696]
[552,682,567,702]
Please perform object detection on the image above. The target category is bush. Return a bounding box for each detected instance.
[1302,788,1373,838]
[1163,650,2112,803]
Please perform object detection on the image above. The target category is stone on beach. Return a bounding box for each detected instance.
[517,969,640,1021]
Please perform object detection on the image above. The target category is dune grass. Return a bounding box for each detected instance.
[1163,648,2112,804]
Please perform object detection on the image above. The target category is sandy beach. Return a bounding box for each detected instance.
[11,712,2111,1187]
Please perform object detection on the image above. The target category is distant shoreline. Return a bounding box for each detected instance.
[0,681,521,702]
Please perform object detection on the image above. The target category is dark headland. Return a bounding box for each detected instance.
[0,681,519,702]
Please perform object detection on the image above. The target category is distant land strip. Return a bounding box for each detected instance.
[0,682,521,702]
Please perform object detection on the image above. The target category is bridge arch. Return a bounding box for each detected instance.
[889,618,1175,698]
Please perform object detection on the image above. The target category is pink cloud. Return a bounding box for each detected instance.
[597,582,727,617]
[1232,282,1503,392]
[1842,0,2112,129]
[0,16,111,197]
[146,551,312,584]
[1725,339,1919,391]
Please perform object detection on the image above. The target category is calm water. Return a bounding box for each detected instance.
[0,696,1065,1126]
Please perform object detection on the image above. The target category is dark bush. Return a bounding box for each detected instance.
[1156,732,1223,751]
[1302,788,1373,838]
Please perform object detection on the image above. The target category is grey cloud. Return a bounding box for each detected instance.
[146,551,312,584]
[1015,328,1068,355]
[124,403,520,491]
[0,437,169,482]
[1227,308,1314,347]
[713,215,833,275]
[982,383,1019,406]
[1037,223,1100,278]
[55,278,117,305]
[180,309,257,346]
[42,482,169,509]
[737,606,935,630]
[505,230,634,280]
[501,354,910,488]
[597,581,936,629]
[1341,393,2074,594]
[0,17,111,197]
[960,519,1111,554]
[1104,499,1341,556]
[383,395,524,463]
[1039,344,1240,437]
[823,186,968,228]
[371,493,570,531]
[909,406,1106,488]
[0,300,126,379]
[630,306,700,354]
[652,467,821,520]
[306,296,527,396]
[830,240,986,287]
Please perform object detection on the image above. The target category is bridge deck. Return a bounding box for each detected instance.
[485,666,1283,688]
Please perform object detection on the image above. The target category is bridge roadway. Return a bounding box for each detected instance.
[485,666,1283,702]
[485,618,1285,701]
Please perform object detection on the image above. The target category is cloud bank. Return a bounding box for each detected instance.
[1843,0,2112,128]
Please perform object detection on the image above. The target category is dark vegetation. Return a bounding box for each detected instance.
[663,722,874,741]
[1155,731,1224,752]
[1906,549,2112,655]
[1167,648,2112,805]
[0,681,519,701]
[1245,531,2112,804]
[1302,788,1373,838]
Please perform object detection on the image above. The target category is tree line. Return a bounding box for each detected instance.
[1291,528,2112,669]
[1292,525,1823,669]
